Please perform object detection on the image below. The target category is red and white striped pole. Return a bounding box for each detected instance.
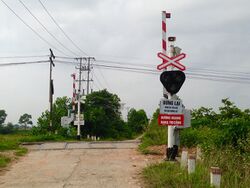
[71,73,76,112]
[162,11,171,98]
[162,11,167,56]
[162,12,171,56]
[162,11,177,160]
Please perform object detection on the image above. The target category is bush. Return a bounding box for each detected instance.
[218,118,250,148]
[139,109,166,153]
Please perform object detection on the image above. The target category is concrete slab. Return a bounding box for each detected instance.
[66,142,90,149]
[41,142,67,150]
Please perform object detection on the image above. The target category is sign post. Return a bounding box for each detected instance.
[157,12,189,160]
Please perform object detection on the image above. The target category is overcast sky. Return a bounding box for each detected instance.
[0,0,250,124]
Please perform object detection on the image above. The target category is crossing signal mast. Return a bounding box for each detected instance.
[157,12,191,161]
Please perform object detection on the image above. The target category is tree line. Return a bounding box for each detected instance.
[5,89,149,139]
[0,110,33,134]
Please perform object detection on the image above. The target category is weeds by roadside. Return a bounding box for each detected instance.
[143,162,210,188]
[141,99,250,188]
[0,154,11,168]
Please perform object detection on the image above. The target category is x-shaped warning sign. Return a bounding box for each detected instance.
[157,52,186,71]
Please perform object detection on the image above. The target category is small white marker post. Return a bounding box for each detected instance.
[210,167,221,188]
[188,154,196,174]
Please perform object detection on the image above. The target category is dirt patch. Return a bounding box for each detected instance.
[148,145,166,155]
[147,145,198,157]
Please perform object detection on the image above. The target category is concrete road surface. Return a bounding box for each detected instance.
[0,140,151,188]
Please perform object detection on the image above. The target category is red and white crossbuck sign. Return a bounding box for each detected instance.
[157,52,186,71]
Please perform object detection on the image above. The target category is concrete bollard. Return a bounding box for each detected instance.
[97,137,100,141]
[180,149,188,168]
[94,136,96,141]
[91,136,94,140]
[87,135,90,139]
[188,154,196,174]
[210,167,222,188]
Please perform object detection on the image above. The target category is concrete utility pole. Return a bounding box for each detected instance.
[49,49,55,128]
[76,58,85,140]
[86,57,95,95]
[74,57,94,140]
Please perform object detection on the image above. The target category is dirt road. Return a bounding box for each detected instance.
[0,141,155,188]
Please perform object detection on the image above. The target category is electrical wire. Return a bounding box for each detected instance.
[0,60,49,67]
[0,0,68,56]
[95,66,112,91]
[96,65,250,84]
[58,56,250,77]
[0,55,49,59]
[19,0,79,57]
[92,71,106,89]
[54,59,250,84]
[38,0,88,56]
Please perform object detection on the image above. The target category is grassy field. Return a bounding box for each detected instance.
[0,132,69,169]
[140,103,250,188]
[143,162,210,188]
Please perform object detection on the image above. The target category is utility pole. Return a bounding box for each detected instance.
[86,57,95,95]
[74,57,94,140]
[76,58,84,140]
[49,49,55,128]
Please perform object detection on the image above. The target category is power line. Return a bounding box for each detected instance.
[0,0,68,56]
[54,59,250,84]
[96,59,250,76]
[92,72,106,90]
[0,55,48,59]
[38,0,88,56]
[92,64,250,84]
[96,65,250,84]
[0,60,49,67]
[19,0,79,57]
[95,66,112,91]
[96,59,154,68]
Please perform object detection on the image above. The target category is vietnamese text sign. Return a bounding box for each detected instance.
[158,114,184,126]
[160,99,183,114]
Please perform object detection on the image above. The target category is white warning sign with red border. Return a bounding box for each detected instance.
[158,114,184,126]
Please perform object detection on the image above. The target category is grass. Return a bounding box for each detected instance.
[201,147,250,188]
[141,139,250,187]
[0,154,11,168]
[143,162,210,188]
[139,120,166,154]
[0,132,71,169]
[14,147,28,156]
[140,115,250,187]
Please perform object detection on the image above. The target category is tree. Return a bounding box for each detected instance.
[0,109,7,125]
[219,98,243,119]
[0,122,16,134]
[34,96,71,134]
[127,108,148,133]
[18,113,33,130]
[83,89,128,138]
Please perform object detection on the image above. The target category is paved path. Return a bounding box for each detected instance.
[0,140,150,188]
